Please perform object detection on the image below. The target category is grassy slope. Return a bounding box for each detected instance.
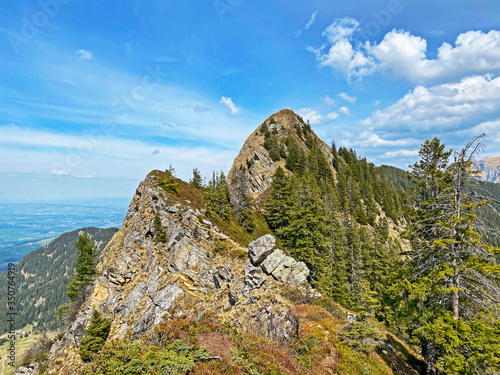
[0,325,58,375]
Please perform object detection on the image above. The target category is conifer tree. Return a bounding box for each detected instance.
[403,136,500,374]
[266,167,290,231]
[79,309,111,362]
[231,166,255,233]
[66,233,97,303]
[189,168,204,189]
[204,171,231,220]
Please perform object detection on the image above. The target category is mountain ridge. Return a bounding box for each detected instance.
[17,109,424,375]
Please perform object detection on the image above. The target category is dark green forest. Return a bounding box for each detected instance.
[378,164,500,248]
[0,227,117,333]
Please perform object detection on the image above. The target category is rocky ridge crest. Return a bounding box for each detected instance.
[24,170,313,375]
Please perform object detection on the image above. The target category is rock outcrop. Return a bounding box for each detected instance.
[227,108,336,203]
[33,170,313,375]
[474,156,500,183]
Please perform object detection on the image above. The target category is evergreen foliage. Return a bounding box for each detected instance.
[189,168,204,189]
[204,171,232,221]
[285,137,306,174]
[66,233,98,303]
[79,309,112,362]
[265,140,406,317]
[263,127,281,161]
[159,169,179,195]
[400,136,500,374]
[231,166,256,233]
[154,213,167,243]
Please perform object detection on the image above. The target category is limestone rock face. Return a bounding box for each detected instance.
[35,170,314,375]
[227,109,337,204]
[248,234,276,265]
[261,249,310,287]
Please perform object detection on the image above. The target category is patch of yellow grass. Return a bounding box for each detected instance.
[0,325,58,375]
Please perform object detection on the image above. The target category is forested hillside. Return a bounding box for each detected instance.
[222,110,409,317]
[378,164,500,247]
[0,227,117,333]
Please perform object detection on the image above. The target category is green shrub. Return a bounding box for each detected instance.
[159,170,179,195]
[154,213,167,243]
[340,320,385,354]
[79,309,111,362]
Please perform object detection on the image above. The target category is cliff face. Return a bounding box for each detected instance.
[31,170,312,375]
[227,108,336,203]
[474,156,500,183]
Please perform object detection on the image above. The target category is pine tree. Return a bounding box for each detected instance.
[276,175,328,283]
[402,136,500,374]
[266,167,290,231]
[204,171,232,221]
[159,169,179,195]
[189,168,204,189]
[66,233,97,303]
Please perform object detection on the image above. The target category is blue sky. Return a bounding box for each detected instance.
[1,0,500,202]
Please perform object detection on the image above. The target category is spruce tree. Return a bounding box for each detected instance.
[231,166,255,233]
[189,168,204,189]
[402,136,500,374]
[79,309,111,362]
[66,233,97,303]
[266,167,290,231]
[204,171,232,221]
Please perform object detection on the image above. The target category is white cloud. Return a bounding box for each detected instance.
[76,49,93,60]
[339,106,350,116]
[308,40,375,82]
[343,132,418,148]
[51,169,68,176]
[425,29,446,38]
[382,149,419,158]
[297,108,323,125]
[309,19,500,84]
[338,92,357,104]
[323,17,359,44]
[295,11,318,36]
[219,97,242,116]
[327,112,339,121]
[363,75,500,131]
[322,95,336,106]
[307,17,375,81]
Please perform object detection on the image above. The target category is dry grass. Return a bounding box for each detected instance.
[0,325,58,375]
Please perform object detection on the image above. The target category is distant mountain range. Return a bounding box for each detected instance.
[474,156,500,183]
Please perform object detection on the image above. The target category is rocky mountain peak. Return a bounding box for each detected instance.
[474,156,500,183]
[227,109,335,203]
